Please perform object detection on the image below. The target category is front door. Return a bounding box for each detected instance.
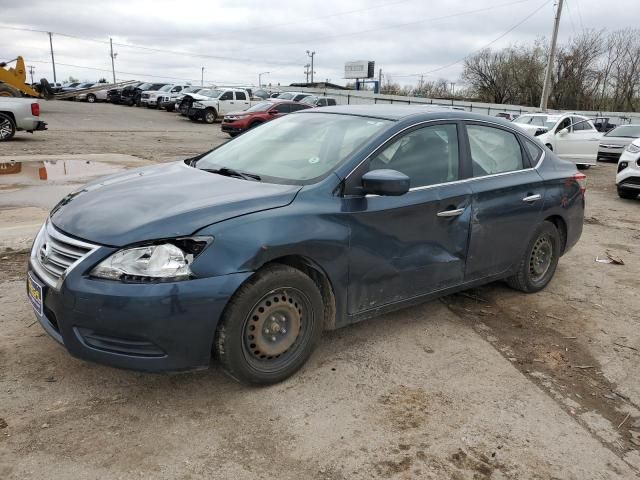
[555,117,601,162]
[345,122,472,314]
[463,122,545,280]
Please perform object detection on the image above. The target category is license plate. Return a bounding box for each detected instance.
[27,272,44,316]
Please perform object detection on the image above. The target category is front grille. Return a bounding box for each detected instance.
[598,151,622,161]
[621,176,640,186]
[142,93,150,99]
[31,220,98,289]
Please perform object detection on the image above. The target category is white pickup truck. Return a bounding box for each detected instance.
[187,88,253,124]
[0,97,47,141]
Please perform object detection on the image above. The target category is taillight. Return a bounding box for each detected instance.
[574,172,587,194]
[31,103,40,116]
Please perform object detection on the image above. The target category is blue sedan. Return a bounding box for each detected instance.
[27,106,585,384]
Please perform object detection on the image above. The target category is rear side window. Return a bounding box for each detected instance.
[290,103,309,112]
[523,138,543,165]
[235,91,247,100]
[467,124,524,176]
[220,91,233,101]
[275,103,291,113]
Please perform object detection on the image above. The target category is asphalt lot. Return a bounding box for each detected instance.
[1,101,639,479]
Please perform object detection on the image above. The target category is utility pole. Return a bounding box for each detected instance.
[304,64,311,83]
[450,82,456,97]
[540,0,563,111]
[306,50,316,84]
[201,67,205,87]
[109,38,117,83]
[48,32,57,83]
[28,65,35,84]
[378,68,382,90]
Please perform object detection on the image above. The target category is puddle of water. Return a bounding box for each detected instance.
[0,160,126,185]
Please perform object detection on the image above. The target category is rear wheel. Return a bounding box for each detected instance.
[86,93,96,103]
[507,221,560,293]
[577,164,591,170]
[618,187,638,200]
[215,264,324,385]
[0,113,17,141]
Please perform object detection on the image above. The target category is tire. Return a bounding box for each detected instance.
[0,113,17,141]
[618,187,638,200]
[204,108,217,124]
[86,93,96,103]
[165,105,174,112]
[0,83,21,97]
[215,264,324,385]
[577,164,591,170]
[545,143,553,151]
[506,221,561,293]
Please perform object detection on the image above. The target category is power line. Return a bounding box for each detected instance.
[0,24,302,67]
[564,0,578,36]
[392,0,552,78]
[573,0,585,32]
[233,0,535,51]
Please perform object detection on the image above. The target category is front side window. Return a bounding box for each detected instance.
[197,113,390,184]
[235,91,247,100]
[571,117,593,131]
[556,117,572,133]
[368,124,459,188]
[274,103,291,114]
[467,124,524,176]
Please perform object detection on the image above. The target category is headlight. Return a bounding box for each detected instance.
[626,143,640,154]
[91,238,211,281]
[192,102,205,109]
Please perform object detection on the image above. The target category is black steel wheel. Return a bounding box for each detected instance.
[507,221,560,293]
[216,264,324,385]
[0,113,16,141]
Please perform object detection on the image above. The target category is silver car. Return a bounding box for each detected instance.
[598,124,640,162]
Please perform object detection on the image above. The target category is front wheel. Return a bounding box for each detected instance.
[507,221,560,293]
[86,93,96,103]
[215,265,324,385]
[0,113,16,141]
[204,108,217,124]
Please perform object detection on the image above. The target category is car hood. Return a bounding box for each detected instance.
[50,161,301,247]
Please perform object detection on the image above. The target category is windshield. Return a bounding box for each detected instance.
[277,92,294,100]
[148,83,166,90]
[514,115,559,129]
[201,89,223,98]
[137,83,152,90]
[606,125,640,138]
[244,102,274,113]
[196,113,391,184]
[183,87,201,94]
[78,83,93,88]
[158,84,173,92]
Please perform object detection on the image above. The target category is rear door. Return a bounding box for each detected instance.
[463,122,545,281]
[234,91,251,110]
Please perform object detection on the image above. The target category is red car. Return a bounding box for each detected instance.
[221,100,311,137]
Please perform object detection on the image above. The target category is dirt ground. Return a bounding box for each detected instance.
[1,101,640,479]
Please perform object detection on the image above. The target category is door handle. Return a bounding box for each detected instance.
[522,194,542,203]
[437,208,465,217]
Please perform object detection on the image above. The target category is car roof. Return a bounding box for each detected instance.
[298,104,499,122]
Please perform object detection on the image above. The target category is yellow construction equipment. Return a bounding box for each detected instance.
[0,56,47,98]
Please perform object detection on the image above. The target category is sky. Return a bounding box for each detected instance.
[0,0,637,88]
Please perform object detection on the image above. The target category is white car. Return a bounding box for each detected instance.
[188,88,254,123]
[616,139,640,199]
[513,113,602,166]
[276,91,313,102]
[141,84,190,108]
[76,88,109,103]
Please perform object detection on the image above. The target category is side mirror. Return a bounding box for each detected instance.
[558,128,569,136]
[362,169,410,196]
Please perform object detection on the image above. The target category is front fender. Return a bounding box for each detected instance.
[190,206,351,327]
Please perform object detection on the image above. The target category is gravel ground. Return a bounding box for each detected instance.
[1,101,639,479]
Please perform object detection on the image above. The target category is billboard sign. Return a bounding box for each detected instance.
[344,61,375,79]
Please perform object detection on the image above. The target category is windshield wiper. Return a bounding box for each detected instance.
[200,167,261,181]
